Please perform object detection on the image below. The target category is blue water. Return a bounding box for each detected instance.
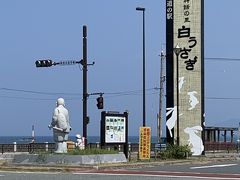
[0,136,160,144]
[1,135,237,145]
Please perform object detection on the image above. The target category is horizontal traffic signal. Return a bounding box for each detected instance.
[35,60,53,67]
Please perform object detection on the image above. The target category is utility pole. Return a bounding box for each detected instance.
[82,25,88,146]
[238,122,240,152]
[158,51,165,143]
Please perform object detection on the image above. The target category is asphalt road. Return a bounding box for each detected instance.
[122,159,240,179]
[0,171,230,180]
[1,159,240,179]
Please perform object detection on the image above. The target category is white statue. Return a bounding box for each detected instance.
[49,98,71,153]
[75,134,85,150]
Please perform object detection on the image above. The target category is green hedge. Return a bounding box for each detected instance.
[158,144,191,159]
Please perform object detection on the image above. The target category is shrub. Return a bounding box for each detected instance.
[159,144,191,159]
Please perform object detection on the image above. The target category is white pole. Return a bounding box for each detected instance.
[13,142,17,152]
[45,142,48,152]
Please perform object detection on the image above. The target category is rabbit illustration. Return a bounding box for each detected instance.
[188,91,199,110]
[179,77,185,92]
[166,106,182,137]
[184,126,204,155]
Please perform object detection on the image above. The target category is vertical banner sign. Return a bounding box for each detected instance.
[166,0,204,155]
[139,127,151,160]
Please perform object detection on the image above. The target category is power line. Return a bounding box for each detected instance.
[0,87,158,100]
[205,57,240,62]
[103,91,159,99]
[0,87,157,96]
[0,88,82,96]
[104,88,155,95]
[0,95,56,101]
[206,97,240,100]
[3,87,240,101]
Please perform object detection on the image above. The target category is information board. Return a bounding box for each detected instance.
[101,111,128,145]
[105,116,126,143]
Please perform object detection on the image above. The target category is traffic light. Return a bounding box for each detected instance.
[96,96,103,109]
[35,60,53,67]
[86,116,90,124]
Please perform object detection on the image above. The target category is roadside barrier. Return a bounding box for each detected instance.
[0,142,238,155]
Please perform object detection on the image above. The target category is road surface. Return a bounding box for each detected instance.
[1,160,240,179]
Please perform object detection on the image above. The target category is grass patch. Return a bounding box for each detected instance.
[67,148,119,155]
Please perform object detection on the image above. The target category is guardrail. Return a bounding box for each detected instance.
[0,143,56,154]
[0,142,238,154]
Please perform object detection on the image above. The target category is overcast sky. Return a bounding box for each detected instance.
[0,0,240,138]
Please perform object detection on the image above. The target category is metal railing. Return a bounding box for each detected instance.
[0,142,238,154]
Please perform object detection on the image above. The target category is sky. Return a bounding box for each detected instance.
[1,0,240,138]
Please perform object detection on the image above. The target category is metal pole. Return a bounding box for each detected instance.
[238,122,240,152]
[83,25,88,146]
[142,10,146,127]
[136,7,146,127]
[176,54,180,146]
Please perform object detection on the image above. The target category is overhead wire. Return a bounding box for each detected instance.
[0,87,158,100]
[1,57,240,101]
[205,57,240,61]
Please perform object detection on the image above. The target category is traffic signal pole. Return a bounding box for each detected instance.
[83,25,88,146]
[35,25,97,147]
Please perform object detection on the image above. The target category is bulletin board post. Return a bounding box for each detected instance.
[100,111,128,158]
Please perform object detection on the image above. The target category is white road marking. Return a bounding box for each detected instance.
[73,172,240,180]
[0,171,60,175]
[190,163,238,169]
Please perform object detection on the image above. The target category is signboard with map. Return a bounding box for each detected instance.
[105,116,126,143]
[101,111,128,145]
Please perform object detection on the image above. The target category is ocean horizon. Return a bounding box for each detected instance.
[0,135,238,145]
[0,136,160,144]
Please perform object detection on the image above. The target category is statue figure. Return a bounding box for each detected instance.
[48,98,71,153]
[75,134,85,150]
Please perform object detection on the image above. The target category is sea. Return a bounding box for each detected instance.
[0,136,160,144]
[0,135,237,145]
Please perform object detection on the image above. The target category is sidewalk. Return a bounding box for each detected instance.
[0,152,239,173]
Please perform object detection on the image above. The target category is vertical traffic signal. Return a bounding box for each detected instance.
[35,60,53,67]
[96,96,104,109]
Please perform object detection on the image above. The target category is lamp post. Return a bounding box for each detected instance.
[136,7,146,127]
[174,44,181,146]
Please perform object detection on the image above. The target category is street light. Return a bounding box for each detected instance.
[136,7,146,127]
[173,44,181,146]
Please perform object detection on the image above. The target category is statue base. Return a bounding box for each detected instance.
[12,153,127,165]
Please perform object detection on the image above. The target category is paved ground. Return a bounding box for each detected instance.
[0,152,238,173]
[1,158,240,180]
